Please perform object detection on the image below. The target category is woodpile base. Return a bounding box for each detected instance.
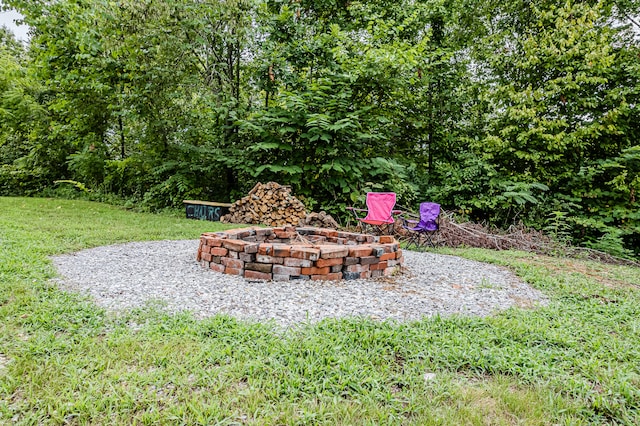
[197,227,403,281]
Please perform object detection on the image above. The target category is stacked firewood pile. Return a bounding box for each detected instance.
[300,211,340,229]
[220,182,307,226]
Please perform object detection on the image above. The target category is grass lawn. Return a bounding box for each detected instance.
[1,196,639,425]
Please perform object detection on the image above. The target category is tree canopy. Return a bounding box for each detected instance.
[1,0,639,258]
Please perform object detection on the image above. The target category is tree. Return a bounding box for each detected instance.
[470,0,640,254]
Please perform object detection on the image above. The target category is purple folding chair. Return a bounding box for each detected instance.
[346,192,402,234]
[402,202,441,249]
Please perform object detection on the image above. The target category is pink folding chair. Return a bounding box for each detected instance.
[346,192,401,234]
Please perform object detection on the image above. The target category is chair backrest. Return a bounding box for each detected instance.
[363,192,397,224]
[417,202,440,231]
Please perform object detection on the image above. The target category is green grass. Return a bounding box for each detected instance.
[1,196,639,425]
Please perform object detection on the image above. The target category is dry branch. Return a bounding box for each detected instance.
[396,210,639,267]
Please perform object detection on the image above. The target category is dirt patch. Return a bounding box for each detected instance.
[520,255,639,290]
[0,353,9,371]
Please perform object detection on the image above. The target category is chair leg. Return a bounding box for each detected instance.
[404,232,420,250]
[423,232,437,248]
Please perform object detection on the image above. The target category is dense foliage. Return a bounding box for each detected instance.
[1,0,639,257]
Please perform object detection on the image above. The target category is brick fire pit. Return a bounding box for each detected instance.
[197,226,403,281]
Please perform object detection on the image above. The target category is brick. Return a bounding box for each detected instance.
[224,267,243,276]
[308,235,327,243]
[379,252,396,261]
[359,271,371,279]
[301,266,330,275]
[359,256,378,265]
[294,227,316,235]
[222,239,252,252]
[245,262,273,273]
[255,228,274,238]
[201,252,213,262]
[375,244,391,253]
[196,250,202,262]
[344,257,359,266]
[210,247,228,256]
[315,257,344,268]
[318,245,349,259]
[290,247,320,261]
[244,243,259,254]
[370,261,388,271]
[239,253,255,262]
[290,275,310,280]
[258,243,273,255]
[379,235,395,244]
[221,258,244,269]
[283,257,313,268]
[330,265,343,273]
[395,248,403,258]
[211,256,222,264]
[244,270,272,281]
[371,246,385,257]
[225,227,257,239]
[256,254,284,264]
[345,264,370,273]
[371,270,383,278]
[199,245,210,254]
[387,259,399,267]
[337,231,357,240]
[274,230,296,239]
[311,272,342,281]
[317,228,339,238]
[210,262,225,273]
[343,271,361,280]
[227,250,239,259]
[203,236,224,247]
[273,265,302,276]
[272,274,290,281]
[272,244,291,257]
[348,246,373,257]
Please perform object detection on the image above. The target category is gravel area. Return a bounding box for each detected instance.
[50,240,548,327]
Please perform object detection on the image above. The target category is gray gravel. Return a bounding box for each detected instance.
[50,239,548,327]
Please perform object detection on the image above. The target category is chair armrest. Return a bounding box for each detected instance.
[346,206,367,221]
[399,211,419,227]
[400,211,419,220]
